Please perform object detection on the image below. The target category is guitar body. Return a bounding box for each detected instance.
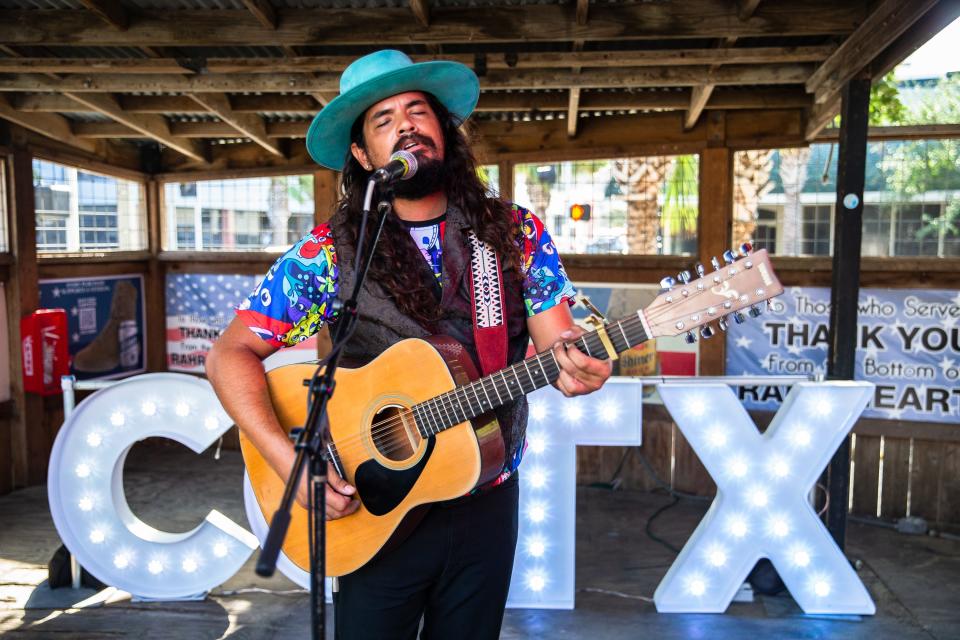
[241,336,506,577]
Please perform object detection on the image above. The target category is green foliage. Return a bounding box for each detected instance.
[660,155,698,236]
[285,174,315,206]
[869,72,908,125]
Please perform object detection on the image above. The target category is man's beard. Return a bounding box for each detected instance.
[391,153,447,200]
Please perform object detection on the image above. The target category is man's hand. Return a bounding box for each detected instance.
[296,462,361,520]
[552,326,613,397]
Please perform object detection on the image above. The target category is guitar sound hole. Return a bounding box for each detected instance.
[371,405,419,462]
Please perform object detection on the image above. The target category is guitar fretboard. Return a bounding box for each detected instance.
[411,311,649,437]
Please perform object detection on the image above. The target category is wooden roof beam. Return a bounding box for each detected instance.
[0,2,866,46]
[14,86,811,116]
[0,64,815,93]
[187,92,284,157]
[0,47,836,75]
[240,0,278,30]
[410,0,430,28]
[63,92,207,162]
[807,0,939,104]
[77,0,128,31]
[0,94,97,152]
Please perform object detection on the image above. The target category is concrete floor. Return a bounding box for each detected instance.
[2,440,959,639]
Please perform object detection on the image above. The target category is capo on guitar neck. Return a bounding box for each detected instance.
[576,294,619,361]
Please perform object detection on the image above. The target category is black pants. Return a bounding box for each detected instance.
[334,474,519,640]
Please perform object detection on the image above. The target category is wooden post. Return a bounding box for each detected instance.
[313,169,338,225]
[313,168,338,358]
[697,135,732,375]
[144,177,166,371]
[825,74,871,550]
[6,144,45,486]
[497,159,514,203]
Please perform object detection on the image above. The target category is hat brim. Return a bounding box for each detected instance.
[305,61,480,171]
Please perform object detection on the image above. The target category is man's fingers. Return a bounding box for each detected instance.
[326,462,356,496]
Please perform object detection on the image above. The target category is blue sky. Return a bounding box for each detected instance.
[896,17,960,80]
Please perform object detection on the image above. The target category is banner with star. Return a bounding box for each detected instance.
[166,273,316,373]
[727,287,960,423]
[39,274,146,381]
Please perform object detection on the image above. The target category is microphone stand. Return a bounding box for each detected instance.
[256,177,392,640]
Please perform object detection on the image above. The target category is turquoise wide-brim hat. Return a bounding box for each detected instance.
[305,50,480,171]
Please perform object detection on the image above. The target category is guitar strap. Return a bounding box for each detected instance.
[466,231,508,376]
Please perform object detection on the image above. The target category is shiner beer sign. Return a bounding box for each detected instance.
[727,287,960,424]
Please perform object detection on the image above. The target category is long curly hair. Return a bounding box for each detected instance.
[336,93,520,327]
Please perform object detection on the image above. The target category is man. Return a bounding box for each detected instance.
[206,50,611,639]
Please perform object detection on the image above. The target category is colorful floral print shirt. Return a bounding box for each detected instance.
[237,204,576,348]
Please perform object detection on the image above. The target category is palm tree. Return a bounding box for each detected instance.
[611,157,671,254]
[732,150,774,249]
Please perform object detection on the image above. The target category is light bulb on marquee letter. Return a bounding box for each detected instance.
[654,381,876,616]
[48,373,259,600]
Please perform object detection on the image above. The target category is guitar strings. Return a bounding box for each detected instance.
[323,296,706,460]
[323,282,736,460]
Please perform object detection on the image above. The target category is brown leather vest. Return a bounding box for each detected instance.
[327,203,530,471]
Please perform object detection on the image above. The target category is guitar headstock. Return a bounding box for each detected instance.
[643,244,783,342]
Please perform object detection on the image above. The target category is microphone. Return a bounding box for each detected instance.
[371,149,418,184]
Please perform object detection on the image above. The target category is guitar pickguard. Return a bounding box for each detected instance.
[354,436,437,516]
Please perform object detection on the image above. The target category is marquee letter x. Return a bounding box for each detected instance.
[653,381,876,615]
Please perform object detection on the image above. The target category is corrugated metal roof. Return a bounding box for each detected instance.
[0,0,85,9]
[170,45,287,58]
[62,112,115,123]
[10,45,148,59]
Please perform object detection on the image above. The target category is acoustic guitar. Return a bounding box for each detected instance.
[241,247,784,577]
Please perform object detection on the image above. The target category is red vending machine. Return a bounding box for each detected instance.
[21,309,70,395]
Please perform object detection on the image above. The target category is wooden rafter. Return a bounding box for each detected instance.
[13,86,811,115]
[0,46,835,75]
[567,88,581,138]
[737,0,763,22]
[410,0,430,28]
[807,0,939,104]
[0,94,97,153]
[240,0,278,30]
[63,92,207,162]
[0,64,814,94]
[0,2,865,46]
[685,85,715,130]
[187,93,284,157]
[76,0,128,30]
[576,0,589,26]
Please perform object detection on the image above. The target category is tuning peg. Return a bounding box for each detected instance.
[684,331,697,344]
[717,317,729,332]
[659,276,676,291]
[711,256,721,271]
[722,249,736,264]
[700,325,715,339]
[733,311,746,324]
[678,270,692,284]
[695,263,706,277]
[738,242,753,257]
[749,305,763,318]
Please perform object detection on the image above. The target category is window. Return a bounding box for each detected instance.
[513,155,698,256]
[733,140,960,258]
[752,207,779,253]
[32,159,146,254]
[164,174,315,251]
[801,205,832,256]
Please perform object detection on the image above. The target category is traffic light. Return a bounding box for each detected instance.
[570,203,591,221]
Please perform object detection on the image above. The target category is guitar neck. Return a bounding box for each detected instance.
[411,311,649,437]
